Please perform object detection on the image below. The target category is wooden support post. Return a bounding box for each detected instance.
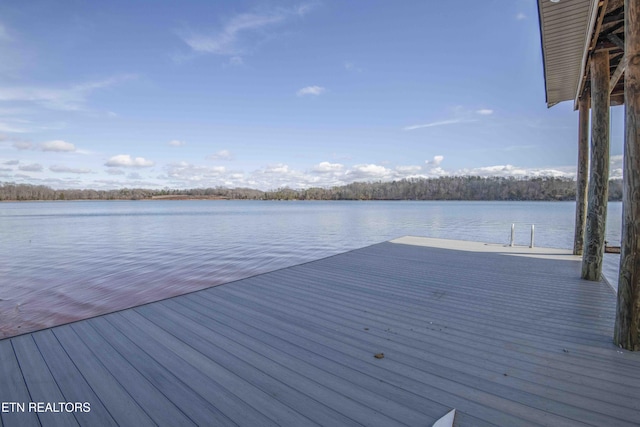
[582,50,610,281]
[615,0,640,351]
[574,96,590,255]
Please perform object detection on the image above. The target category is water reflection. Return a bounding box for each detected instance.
[0,200,622,338]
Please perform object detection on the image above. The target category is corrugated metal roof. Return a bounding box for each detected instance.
[538,0,594,107]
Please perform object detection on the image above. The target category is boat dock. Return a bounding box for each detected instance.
[1,237,639,426]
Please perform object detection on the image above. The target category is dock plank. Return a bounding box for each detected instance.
[184,289,540,426]
[210,284,588,426]
[69,321,196,427]
[164,297,421,427]
[0,339,40,427]
[11,334,79,427]
[136,302,332,426]
[52,326,156,427]
[110,310,275,427]
[87,316,234,427]
[1,237,640,426]
[172,291,499,427]
[235,271,640,390]
[210,279,640,423]
[31,329,118,427]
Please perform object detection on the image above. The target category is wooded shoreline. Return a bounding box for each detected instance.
[1,176,623,202]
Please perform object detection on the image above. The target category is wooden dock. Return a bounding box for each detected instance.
[2,237,639,426]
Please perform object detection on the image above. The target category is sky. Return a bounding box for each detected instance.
[0,0,626,191]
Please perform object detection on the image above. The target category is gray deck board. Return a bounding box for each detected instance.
[238,271,640,384]
[210,278,640,422]
[171,294,452,421]
[2,237,640,426]
[68,321,196,427]
[0,340,40,427]
[10,335,79,427]
[109,310,274,427]
[136,302,343,427]
[163,297,425,427]
[172,289,515,427]
[87,316,233,427]
[31,330,119,427]
[51,326,156,427]
[209,281,608,426]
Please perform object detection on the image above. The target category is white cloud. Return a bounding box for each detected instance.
[0,119,67,135]
[469,165,527,176]
[455,164,573,178]
[0,121,29,133]
[41,140,76,152]
[610,155,623,179]
[209,149,233,160]
[179,4,313,57]
[247,163,314,189]
[423,156,446,176]
[312,162,344,173]
[406,106,493,131]
[50,165,92,174]
[516,13,526,20]
[404,119,466,131]
[425,155,444,167]
[395,165,422,174]
[12,141,33,150]
[347,164,392,180]
[263,163,290,174]
[19,163,43,172]
[105,154,155,168]
[181,14,284,55]
[165,162,227,182]
[106,168,125,175]
[3,159,19,165]
[168,139,186,147]
[0,75,135,111]
[297,85,325,96]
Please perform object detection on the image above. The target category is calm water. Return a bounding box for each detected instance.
[0,200,622,338]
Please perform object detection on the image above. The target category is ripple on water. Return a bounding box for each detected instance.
[0,200,622,338]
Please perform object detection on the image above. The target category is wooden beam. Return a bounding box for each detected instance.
[608,33,626,49]
[610,55,627,93]
[603,20,626,35]
[603,11,624,24]
[582,50,610,281]
[595,38,625,50]
[611,92,626,105]
[575,0,608,109]
[576,1,612,108]
[591,1,610,53]
[615,0,640,351]
[574,96,590,256]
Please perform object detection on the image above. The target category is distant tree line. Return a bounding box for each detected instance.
[263,176,623,201]
[0,184,262,201]
[0,177,624,202]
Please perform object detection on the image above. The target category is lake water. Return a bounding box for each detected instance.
[0,200,622,338]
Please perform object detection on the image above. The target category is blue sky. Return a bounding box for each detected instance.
[0,0,625,190]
